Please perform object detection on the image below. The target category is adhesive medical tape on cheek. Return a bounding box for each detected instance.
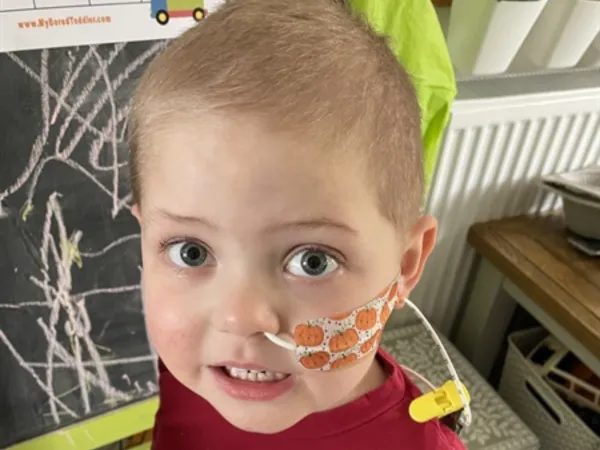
[264,280,401,372]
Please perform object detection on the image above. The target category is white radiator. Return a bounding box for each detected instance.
[397,86,600,336]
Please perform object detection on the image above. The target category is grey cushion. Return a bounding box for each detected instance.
[381,324,540,450]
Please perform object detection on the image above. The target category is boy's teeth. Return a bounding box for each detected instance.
[224,367,287,382]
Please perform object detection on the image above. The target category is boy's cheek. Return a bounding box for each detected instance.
[143,289,206,370]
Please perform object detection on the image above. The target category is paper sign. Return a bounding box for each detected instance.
[0,0,223,52]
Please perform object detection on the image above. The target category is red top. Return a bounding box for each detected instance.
[152,349,467,449]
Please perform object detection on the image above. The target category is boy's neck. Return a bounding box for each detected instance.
[333,354,389,408]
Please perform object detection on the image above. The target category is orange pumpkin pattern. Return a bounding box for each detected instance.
[329,329,359,353]
[300,351,331,369]
[294,324,325,347]
[331,353,358,369]
[355,308,377,330]
[291,276,401,371]
[387,282,398,301]
[360,330,381,353]
[380,302,391,325]
[329,311,352,321]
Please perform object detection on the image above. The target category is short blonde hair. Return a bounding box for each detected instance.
[129,0,423,229]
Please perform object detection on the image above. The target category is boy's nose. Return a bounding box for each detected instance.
[211,277,281,338]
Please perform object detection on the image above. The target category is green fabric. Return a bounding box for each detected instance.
[349,0,456,189]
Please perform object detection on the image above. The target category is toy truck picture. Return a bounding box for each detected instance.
[151,0,206,25]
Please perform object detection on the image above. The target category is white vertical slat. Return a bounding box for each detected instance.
[571,113,599,169]
[427,126,492,322]
[438,124,511,327]
[582,113,600,166]
[401,88,600,336]
[488,122,525,217]
[534,115,573,214]
[503,120,541,217]
[520,117,558,212]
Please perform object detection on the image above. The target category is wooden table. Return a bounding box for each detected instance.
[454,214,600,379]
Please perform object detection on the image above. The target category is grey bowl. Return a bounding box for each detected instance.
[540,181,600,239]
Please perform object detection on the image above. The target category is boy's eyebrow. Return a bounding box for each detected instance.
[264,218,358,235]
[156,209,357,234]
[157,210,219,229]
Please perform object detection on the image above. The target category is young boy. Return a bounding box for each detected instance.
[129,0,466,448]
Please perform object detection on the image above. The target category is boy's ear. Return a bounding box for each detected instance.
[131,204,142,223]
[395,215,437,307]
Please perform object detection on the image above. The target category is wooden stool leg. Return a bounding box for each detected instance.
[454,258,516,379]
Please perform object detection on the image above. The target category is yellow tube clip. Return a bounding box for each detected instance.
[409,380,471,423]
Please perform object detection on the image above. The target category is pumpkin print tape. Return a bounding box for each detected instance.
[264,280,401,371]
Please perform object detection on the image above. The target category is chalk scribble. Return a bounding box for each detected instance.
[0,43,166,435]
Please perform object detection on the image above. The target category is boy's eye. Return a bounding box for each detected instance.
[168,242,210,268]
[286,249,339,278]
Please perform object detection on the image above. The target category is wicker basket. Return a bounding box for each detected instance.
[499,327,600,450]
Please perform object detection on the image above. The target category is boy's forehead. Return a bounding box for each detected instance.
[140,114,376,227]
[144,114,342,184]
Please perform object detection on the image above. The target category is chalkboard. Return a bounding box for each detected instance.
[0,41,167,448]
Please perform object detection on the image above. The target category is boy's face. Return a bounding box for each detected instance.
[133,113,436,433]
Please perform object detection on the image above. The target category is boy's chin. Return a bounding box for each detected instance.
[217,405,305,434]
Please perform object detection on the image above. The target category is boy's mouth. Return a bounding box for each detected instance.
[210,363,295,400]
[219,366,290,382]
